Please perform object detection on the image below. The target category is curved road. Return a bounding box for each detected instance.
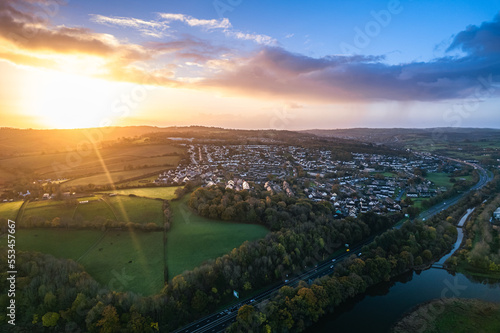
[173,161,492,333]
[417,161,491,222]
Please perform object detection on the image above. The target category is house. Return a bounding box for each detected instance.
[42,193,50,200]
[494,207,500,221]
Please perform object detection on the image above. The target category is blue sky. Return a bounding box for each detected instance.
[0,0,499,129]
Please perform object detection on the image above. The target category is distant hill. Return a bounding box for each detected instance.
[0,126,173,156]
[301,128,500,146]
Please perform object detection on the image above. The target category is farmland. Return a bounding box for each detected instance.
[105,196,164,226]
[167,196,269,278]
[17,194,164,226]
[9,229,165,295]
[0,201,23,220]
[20,200,76,226]
[74,198,116,221]
[99,186,181,200]
[0,140,184,186]
[61,166,173,187]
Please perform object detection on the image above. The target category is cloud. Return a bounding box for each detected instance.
[158,12,275,45]
[0,0,180,87]
[2,2,498,106]
[228,31,275,45]
[89,14,167,38]
[447,13,500,55]
[158,13,231,30]
[197,15,500,103]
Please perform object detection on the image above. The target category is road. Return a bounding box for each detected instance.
[173,242,367,333]
[174,162,492,333]
[417,162,491,222]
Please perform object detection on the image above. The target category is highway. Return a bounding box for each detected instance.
[417,161,492,222]
[172,240,366,333]
[173,161,492,333]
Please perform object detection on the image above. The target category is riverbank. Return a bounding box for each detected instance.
[392,298,500,333]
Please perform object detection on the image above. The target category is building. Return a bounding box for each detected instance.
[494,207,500,221]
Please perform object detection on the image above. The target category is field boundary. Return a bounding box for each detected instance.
[76,230,108,263]
[15,199,29,223]
[100,196,119,220]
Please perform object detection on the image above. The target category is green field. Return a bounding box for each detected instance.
[62,166,173,187]
[74,199,117,221]
[426,172,473,189]
[119,175,159,187]
[370,171,398,178]
[20,200,76,225]
[4,229,165,295]
[99,186,181,200]
[410,198,427,209]
[0,201,23,220]
[426,172,453,188]
[167,196,269,278]
[18,195,163,226]
[392,298,500,333]
[106,196,164,225]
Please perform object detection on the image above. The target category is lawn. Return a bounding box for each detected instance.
[370,171,397,178]
[0,201,24,220]
[5,228,165,295]
[99,186,181,200]
[105,196,164,226]
[167,195,269,279]
[426,172,453,189]
[410,198,427,209]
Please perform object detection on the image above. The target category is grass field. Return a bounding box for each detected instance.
[0,201,23,220]
[62,166,173,187]
[370,171,398,178]
[426,172,453,189]
[74,199,117,221]
[4,229,165,295]
[20,200,76,225]
[0,142,183,186]
[106,196,164,225]
[392,298,500,333]
[167,196,269,278]
[119,175,158,187]
[410,198,427,209]
[426,172,473,189]
[99,186,181,200]
[78,230,165,295]
[17,195,163,226]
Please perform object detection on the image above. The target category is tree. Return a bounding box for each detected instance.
[96,305,120,333]
[42,312,60,327]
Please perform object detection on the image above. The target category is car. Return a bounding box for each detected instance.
[330,265,334,269]
[250,299,255,303]
[331,259,336,262]
[357,252,362,256]
[284,279,289,283]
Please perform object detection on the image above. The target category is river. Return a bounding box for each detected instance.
[309,208,500,333]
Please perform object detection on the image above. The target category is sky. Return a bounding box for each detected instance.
[0,0,499,130]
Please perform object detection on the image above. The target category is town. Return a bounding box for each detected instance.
[154,141,471,218]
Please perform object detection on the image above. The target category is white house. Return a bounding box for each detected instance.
[494,207,500,221]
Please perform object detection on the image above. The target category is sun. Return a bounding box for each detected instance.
[29,71,121,129]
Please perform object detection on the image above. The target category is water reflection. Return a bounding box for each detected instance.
[309,267,500,332]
